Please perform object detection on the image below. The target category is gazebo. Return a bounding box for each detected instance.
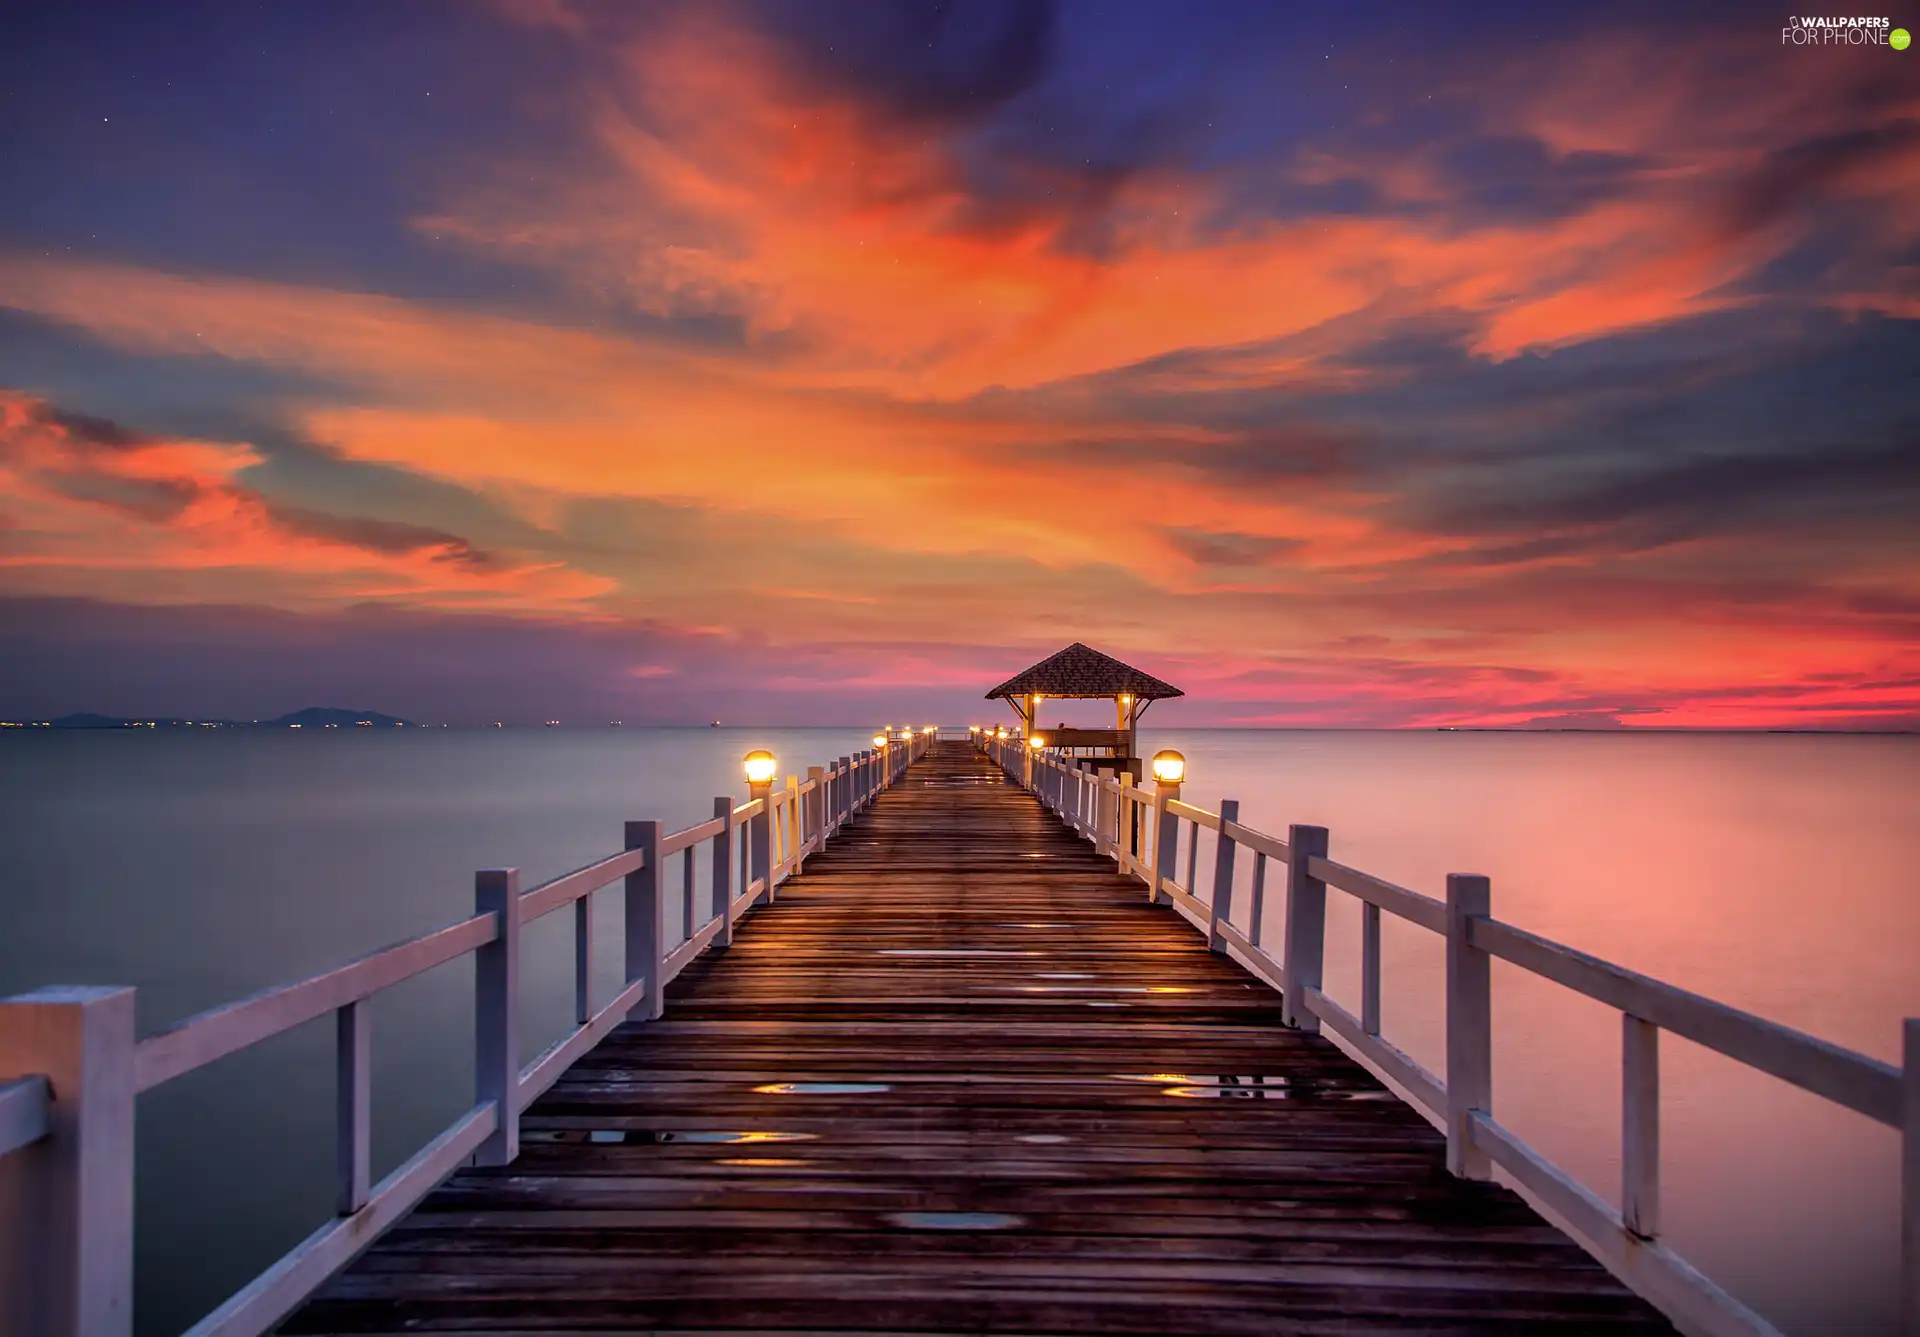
[984,642,1183,779]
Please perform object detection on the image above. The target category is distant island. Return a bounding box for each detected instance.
[2,707,417,730]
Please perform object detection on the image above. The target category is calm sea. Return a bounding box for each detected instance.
[0,727,1914,1334]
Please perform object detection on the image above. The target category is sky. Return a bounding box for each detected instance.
[0,0,1916,728]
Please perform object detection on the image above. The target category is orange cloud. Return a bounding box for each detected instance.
[424,14,1920,386]
[0,391,611,610]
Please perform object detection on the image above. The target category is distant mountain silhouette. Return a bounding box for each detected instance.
[269,707,413,728]
[39,707,415,729]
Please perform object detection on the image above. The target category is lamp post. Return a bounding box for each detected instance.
[743,750,776,902]
[1149,750,1185,905]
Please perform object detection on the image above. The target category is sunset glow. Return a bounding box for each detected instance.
[2,2,1915,727]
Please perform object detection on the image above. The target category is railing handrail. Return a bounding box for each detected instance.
[0,731,934,1337]
[990,734,1918,1337]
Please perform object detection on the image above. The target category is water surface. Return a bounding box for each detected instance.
[0,727,1913,1334]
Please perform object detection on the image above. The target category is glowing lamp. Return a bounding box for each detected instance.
[743,750,778,786]
[1030,734,1048,750]
[1150,750,1186,785]
[872,734,888,748]
[969,725,980,733]
[923,725,935,735]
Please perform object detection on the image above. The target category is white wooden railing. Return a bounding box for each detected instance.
[987,733,1920,1337]
[0,733,930,1337]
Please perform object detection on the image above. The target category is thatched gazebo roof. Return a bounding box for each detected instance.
[985,643,1184,702]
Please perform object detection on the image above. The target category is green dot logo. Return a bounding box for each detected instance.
[1894,27,1912,49]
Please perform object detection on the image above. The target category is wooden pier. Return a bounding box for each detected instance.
[2,720,1916,1337]
[287,740,1670,1334]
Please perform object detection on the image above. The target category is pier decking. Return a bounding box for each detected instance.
[285,742,1670,1335]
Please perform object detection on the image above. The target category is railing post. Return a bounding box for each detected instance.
[1151,783,1179,904]
[1902,1016,1918,1335]
[1361,900,1381,1036]
[837,756,850,827]
[572,888,592,1025]
[1281,825,1328,1030]
[0,985,135,1337]
[804,766,825,866]
[1208,800,1239,952]
[711,796,734,948]
[624,821,663,1020]
[778,775,799,889]
[474,867,521,1167]
[1446,873,1493,1180]
[1095,768,1115,857]
[1622,1014,1659,1239]
[747,783,772,902]
[680,839,697,945]
[1248,851,1270,950]
[336,1000,371,1214]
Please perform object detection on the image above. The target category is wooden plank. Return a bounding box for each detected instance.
[1472,918,1901,1127]
[135,915,495,1093]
